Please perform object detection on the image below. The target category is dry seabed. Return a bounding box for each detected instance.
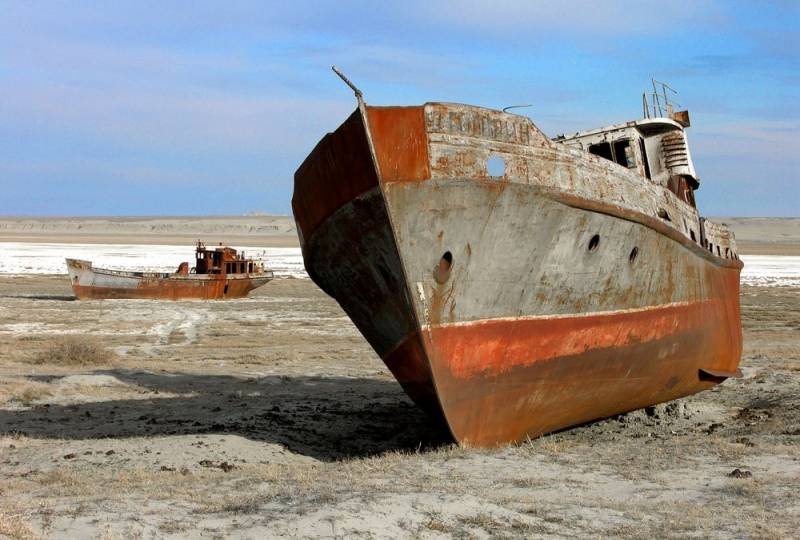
[0,276,798,538]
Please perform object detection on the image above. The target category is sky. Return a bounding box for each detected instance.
[0,1,797,217]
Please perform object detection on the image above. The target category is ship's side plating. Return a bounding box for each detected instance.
[293,103,743,446]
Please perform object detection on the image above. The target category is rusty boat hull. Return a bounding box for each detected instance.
[66,259,273,300]
[293,103,743,447]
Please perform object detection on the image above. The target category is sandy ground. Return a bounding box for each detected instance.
[715,217,800,256]
[0,275,798,538]
[0,216,299,248]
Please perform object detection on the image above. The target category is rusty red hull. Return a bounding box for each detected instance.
[70,279,269,300]
[293,103,743,446]
[66,259,273,300]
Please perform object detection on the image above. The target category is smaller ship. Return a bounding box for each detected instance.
[66,241,274,300]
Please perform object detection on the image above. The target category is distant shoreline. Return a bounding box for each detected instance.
[1,215,798,255]
[0,215,300,248]
[0,234,299,248]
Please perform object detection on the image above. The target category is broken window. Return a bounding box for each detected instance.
[590,139,635,170]
[639,138,652,179]
[589,142,613,161]
[613,140,634,168]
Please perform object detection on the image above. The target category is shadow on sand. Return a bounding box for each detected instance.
[0,294,76,301]
[3,369,451,461]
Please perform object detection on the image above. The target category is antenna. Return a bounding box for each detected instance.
[502,104,532,113]
[331,66,363,103]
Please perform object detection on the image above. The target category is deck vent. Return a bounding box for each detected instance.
[434,251,453,284]
[487,155,505,177]
[588,235,600,252]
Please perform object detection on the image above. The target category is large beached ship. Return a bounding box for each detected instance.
[293,72,743,446]
[66,241,273,300]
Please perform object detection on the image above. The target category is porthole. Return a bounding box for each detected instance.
[588,234,600,252]
[434,251,453,284]
[629,247,639,263]
[487,155,506,177]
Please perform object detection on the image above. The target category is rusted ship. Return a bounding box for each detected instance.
[293,72,743,447]
[66,241,273,300]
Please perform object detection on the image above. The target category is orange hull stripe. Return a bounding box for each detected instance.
[429,300,717,378]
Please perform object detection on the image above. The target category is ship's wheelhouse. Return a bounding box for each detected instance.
[192,241,263,275]
[555,115,699,208]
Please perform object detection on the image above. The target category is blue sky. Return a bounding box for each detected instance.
[0,1,797,216]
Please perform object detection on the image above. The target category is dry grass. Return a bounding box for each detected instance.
[0,380,52,406]
[33,337,115,366]
[0,504,41,540]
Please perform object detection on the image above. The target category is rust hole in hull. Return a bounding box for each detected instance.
[434,251,453,284]
[588,234,600,252]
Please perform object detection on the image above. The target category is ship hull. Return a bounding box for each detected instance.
[66,259,273,300]
[293,104,743,446]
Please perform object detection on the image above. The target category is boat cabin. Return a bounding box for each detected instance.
[554,82,699,209]
[179,241,265,276]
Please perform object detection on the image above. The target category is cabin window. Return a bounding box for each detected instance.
[613,140,634,168]
[639,139,652,179]
[589,142,613,161]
